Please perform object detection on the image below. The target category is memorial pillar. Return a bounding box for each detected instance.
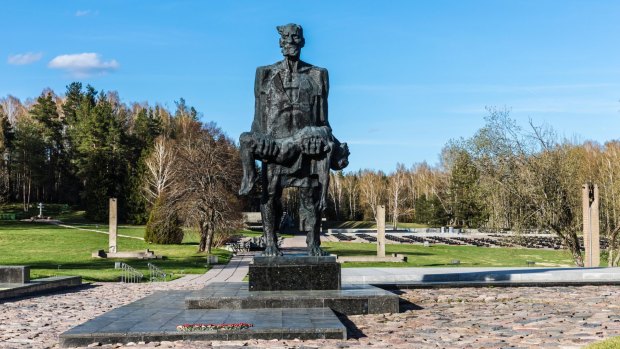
[377,205,386,258]
[582,184,600,268]
[109,198,118,253]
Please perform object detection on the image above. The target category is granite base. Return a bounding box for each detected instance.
[249,255,341,291]
[185,282,399,315]
[60,291,346,347]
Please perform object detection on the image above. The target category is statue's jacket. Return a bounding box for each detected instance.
[251,60,345,208]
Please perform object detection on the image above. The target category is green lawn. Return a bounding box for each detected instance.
[0,221,231,282]
[322,242,579,267]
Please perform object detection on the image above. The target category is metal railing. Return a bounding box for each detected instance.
[147,262,168,282]
[117,262,143,283]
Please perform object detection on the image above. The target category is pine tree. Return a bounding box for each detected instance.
[144,195,184,244]
[0,106,13,202]
[74,91,128,221]
[125,107,162,224]
[30,92,63,202]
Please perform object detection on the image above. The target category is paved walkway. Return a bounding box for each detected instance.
[169,252,253,287]
[3,283,620,348]
[343,266,620,287]
[6,236,620,348]
[56,223,144,240]
[33,220,145,240]
[280,235,307,248]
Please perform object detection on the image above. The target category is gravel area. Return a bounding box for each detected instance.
[2,282,620,349]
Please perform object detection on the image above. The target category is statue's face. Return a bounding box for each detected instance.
[279,26,304,59]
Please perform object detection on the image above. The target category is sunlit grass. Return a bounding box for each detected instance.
[0,221,230,282]
[322,241,578,267]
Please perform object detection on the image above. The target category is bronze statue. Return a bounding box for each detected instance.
[239,23,349,256]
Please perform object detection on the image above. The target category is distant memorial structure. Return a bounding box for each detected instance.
[92,198,160,260]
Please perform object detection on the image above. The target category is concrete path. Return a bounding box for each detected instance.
[169,252,253,287]
[39,220,145,240]
[280,234,337,248]
[342,266,620,287]
[280,235,307,248]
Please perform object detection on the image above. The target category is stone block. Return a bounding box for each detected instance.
[0,265,30,283]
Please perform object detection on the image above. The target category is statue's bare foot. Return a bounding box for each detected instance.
[308,245,329,256]
[239,172,256,196]
[262,245,283,257]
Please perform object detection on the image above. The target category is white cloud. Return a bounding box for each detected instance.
[7,52,43,65]
[48,53,119,77]
[75,10,92,17]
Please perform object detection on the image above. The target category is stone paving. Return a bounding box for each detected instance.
[168,253,252,287]
[3,282,620,348]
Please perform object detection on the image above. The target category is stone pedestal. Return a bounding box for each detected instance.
[186,282,398,315]
[248,255,341,291]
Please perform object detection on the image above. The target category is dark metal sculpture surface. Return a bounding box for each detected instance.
[239,23,349,256]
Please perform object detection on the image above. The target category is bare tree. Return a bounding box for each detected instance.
[388,163,407,228]
[0,95,27,125]
[143,136,177,204]
[521,139,585,266]
[358,169,387,222]
[328,171,344,219]
[598,141,620,266]
[171,120,243,253]
[342,172,359,220]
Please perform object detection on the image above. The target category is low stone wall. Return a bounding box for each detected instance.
[0,276,82,300]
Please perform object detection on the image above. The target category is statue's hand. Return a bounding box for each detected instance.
[253,135,280,159]
[301,136,328,156]
[330,142,350,170]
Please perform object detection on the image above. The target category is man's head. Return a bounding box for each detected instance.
[277,23,304,60]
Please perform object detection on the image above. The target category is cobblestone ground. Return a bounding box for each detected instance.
[2,283,620,349]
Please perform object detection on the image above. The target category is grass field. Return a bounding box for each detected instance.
[0,221,230,282]
[322,241,581,267]
[0,207,591,283]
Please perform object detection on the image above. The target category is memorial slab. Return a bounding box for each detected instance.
[60,291,346,347]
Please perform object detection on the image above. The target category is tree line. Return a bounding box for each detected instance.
[0,83,242,253]
[322,108,620,266]
[3,85,620,265]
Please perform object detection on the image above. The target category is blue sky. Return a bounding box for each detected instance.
[2,1,620,172]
